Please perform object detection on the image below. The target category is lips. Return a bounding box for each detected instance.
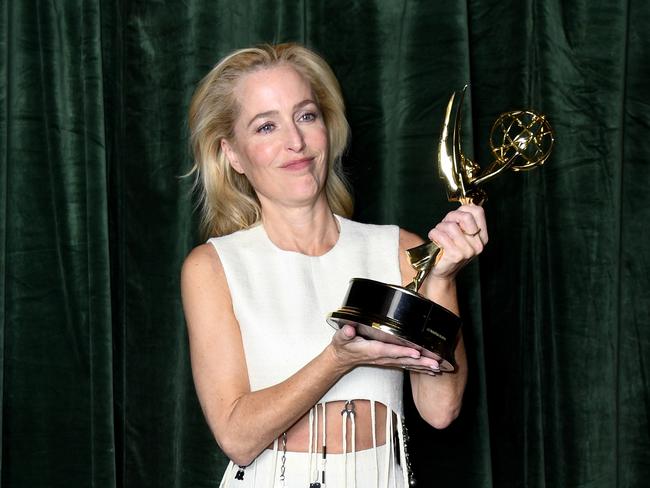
[280,157,314,170]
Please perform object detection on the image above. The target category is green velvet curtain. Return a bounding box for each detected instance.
[2,1,648,487]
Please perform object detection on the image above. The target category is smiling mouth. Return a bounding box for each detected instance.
[281,158,314,170]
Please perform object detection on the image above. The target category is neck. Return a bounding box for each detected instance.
[260,197,340,256]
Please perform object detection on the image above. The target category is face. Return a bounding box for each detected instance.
[221,65,329,210]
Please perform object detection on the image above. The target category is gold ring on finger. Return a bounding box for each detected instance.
[462,227,481,237]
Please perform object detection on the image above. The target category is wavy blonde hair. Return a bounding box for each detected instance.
[188,43,353,238]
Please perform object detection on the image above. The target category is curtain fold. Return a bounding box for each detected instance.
[1,1,648,487]
[0,0,8,479]
[619,1,650,485]
[2,0,115,486]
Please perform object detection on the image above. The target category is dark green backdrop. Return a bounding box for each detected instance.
[2,1,649,487]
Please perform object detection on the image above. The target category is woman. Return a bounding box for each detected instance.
[182,43,487,488]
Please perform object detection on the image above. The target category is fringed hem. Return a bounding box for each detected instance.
[218,399,408,488]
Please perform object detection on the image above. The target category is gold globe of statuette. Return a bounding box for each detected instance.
[488,110,554,173]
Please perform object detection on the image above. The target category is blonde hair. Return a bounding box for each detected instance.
[188,43,353,238]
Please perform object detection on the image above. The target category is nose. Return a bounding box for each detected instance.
[286,122,306,152]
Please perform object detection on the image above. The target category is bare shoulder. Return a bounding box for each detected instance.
[182,243,222,279]
[181,242,233,328]
[181,242,231,294]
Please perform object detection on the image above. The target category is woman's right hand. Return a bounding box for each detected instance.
[328,324,442,373]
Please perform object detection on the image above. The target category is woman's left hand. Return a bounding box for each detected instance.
[427,204,488,281]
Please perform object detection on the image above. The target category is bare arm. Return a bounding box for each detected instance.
[181,243,440,466]
[400,204,488,428]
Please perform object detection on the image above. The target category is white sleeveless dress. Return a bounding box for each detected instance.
[208,216,408,488]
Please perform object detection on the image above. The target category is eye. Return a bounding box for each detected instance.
[256,122,275,134]
[298,111,318,123]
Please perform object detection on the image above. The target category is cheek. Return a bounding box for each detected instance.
[244,140,281,168]
[309,127,329,155]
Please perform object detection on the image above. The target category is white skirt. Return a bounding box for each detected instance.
[219,443,406,488]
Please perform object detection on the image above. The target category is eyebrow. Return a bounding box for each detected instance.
[245,99,318,129]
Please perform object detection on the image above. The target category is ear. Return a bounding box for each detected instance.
[221,139,245,174]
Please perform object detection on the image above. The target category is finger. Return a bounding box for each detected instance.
[430,223,480,259]
[341,324,357,338]
[333,324,358,343]
[437,216,479,247]
[443,219,484,254]
[405,358,440,370]
[442,207,481,237]
[456,204,488,244]
[385,356,441,371]
[366,340,422,360]
[335,331,423,360]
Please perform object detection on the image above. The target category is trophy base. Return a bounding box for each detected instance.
[327,278,462,373]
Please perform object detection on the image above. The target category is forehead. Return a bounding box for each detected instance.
[234,65,314,113]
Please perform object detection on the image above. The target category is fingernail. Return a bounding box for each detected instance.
[410,353,421,359]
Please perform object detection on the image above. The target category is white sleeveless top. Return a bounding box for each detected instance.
[208,215,404,415]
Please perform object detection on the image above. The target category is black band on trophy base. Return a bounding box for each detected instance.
[327,278,462,372]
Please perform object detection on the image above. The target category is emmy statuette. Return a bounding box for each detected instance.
[328,87,554,372]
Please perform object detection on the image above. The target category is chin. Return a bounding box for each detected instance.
[285,186,326,208]
[288,178,323,199]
